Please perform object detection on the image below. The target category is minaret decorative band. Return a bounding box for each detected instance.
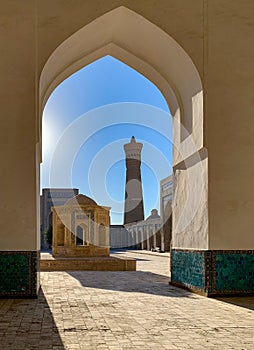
[124,136,144,224]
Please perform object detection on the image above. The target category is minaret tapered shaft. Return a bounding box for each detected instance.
[124,136,144,224]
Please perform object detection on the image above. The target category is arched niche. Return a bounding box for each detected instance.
[39,5,207,253]
[76,224,89,246]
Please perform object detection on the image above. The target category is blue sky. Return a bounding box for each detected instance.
[41,56,172,224]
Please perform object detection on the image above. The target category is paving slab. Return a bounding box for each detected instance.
[0,250,253,349]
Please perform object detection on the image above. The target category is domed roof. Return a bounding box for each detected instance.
[65,194,97,206]
[146,209,161,221]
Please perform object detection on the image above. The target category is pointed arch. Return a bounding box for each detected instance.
[39,6,203,163]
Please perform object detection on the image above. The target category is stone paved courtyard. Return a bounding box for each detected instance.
[0,250,253,349]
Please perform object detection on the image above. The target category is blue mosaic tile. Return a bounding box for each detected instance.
[171,249,254,295]
[215,253,254,291]
[171,251,204,289]
[0,254,29,293]
[0,251,39,297]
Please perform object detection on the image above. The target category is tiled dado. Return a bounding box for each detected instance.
[0,251,39,298]
[171,249,254,296]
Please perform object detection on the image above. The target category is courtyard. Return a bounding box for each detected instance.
[0,251,253,350]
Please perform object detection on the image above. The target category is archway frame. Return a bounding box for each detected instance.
[38,5,207,291]
[39,6,204,166]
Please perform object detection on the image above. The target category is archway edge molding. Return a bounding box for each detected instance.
[39,6,204,161]
[76,222,88,230]
[40,41,179,120]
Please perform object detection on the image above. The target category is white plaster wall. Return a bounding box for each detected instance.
[172,156,208,250]
[206,1,254,250]
[0,1,38,251]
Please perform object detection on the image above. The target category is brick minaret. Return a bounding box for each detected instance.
[123,136,144,224]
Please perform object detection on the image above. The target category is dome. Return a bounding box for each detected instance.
[65,194,97,206]
[146,209,161,221]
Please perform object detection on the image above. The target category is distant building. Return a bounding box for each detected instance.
[160,175,173,214]
[110,174,173,252]
[40,188,79,249]
[110,208,162,251]
[110,225,129,249]
[160,175,173,251]
[51,194,110,257]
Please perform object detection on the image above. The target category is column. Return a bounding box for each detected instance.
[146,226,150,251]
[160,226,165,252]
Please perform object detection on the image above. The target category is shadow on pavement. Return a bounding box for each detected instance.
[216,296,254,311]
[68,270,197,298]
[0,289,64,350]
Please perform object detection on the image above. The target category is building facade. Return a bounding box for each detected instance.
[160,175,174,251]
[125,209,163,251]
[52,194,110,257]
[111,209,163,251]
[110,225,129,249]
[40,188,79,249]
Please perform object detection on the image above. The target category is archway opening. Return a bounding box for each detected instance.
[76,224,89,246]
[39,6,204,288]
[40,54,173,277]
